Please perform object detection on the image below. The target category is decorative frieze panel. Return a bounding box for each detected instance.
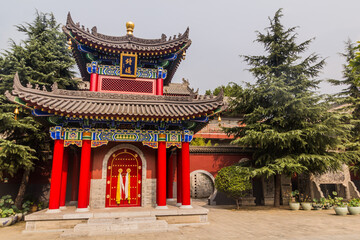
[64,140,82,148]
[49,127,193,146]
[86,63,167,79]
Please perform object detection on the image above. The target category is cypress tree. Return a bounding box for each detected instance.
[225,9,350,206]
[0,11,76,207]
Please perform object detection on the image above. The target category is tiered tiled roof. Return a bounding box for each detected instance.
[63,13,191,84]
[6,73,224,121]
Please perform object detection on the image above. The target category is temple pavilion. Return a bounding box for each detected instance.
[6,13,225,212]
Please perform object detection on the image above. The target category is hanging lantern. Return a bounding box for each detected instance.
[14,107,19,120]
[182,51,186,60]
[67,39,72,50]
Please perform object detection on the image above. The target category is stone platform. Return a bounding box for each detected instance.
[23,202,208,236]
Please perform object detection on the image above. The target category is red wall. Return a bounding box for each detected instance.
[91,144,250,181]
[190,153,250,177]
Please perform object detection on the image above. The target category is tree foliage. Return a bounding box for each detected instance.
[215,166,252,209]
[330,40,360,175]
[224,9,352,206]
[190,137,214,146]
[0,11,76,91]
[206,82,244,97]
[0,11,76,205]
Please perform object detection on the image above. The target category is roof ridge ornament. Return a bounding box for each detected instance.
[126,21,135,35]
[51,82,58,92]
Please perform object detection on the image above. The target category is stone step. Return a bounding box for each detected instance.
[87,216,156,224]
[61,218,177,237]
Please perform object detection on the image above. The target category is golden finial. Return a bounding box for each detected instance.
[126,21,135,35]
[14,107,19,120]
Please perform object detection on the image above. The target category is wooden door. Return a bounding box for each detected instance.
[105,148,142,207]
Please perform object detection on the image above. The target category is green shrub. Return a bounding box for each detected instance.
[0,195,18,218]
[215,166,252,209]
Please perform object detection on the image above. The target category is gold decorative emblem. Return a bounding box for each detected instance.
[126,168,131,173]
[106,195,110,198]
[138,180,141,184]
[108,166,111,170]
[138,166,141,169]
[135,154,138,157]
[112,154,116,158]
[124,149,127,153]
[118,168,123,173]
[138,194,141,197]
[107,181,110,184]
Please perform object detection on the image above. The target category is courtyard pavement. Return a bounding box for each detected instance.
[2,200,360,240]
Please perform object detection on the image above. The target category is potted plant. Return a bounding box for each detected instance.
[0,195,18,227]
[333,192,348,216]
[324,195,334,210]
[300,194,312,210]
[347,198,360,215]
[289,190,300,210]
[312,198,324,210]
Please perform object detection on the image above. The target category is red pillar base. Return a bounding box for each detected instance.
[75,207,90,213]
[46,209,61,213]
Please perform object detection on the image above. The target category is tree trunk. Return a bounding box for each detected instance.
[274,174,281,207]
[15,169,30,209]
[235,199,240,210]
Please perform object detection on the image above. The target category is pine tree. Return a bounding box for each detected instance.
[225,9,351,207]
[329,40,360,175]
[0,11,76,207]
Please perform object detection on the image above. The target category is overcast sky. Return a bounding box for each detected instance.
[1,0,360,94]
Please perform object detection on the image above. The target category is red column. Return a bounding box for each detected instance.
[59,148,69,208]
[77,139,91,210]
[48,139,64,211]
[176,149,182,206]
[181,142,192,208]
[90,73,98,91]
[157,141,167,208]
[156,78,163,95]
[166,152,174,199]
[71,151,79,202]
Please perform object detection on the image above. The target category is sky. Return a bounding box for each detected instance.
[1,0,360,94]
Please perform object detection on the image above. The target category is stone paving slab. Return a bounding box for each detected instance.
[3,202,360,240]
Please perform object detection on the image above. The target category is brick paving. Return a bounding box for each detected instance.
[2,201,360,240]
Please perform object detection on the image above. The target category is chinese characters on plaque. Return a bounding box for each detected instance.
[120,53,138,78]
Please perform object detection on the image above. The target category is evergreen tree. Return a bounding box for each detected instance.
[329,40,360,175]
[205,82,244,97]
[0,11,76,207]
[225,9,350,207]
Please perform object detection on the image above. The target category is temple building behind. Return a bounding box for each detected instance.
[6,13,229,212]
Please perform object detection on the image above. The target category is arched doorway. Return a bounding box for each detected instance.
[105,148,142,207]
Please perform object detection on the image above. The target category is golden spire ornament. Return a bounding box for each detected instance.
[14,107,19,120]
[126,22,135,35]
